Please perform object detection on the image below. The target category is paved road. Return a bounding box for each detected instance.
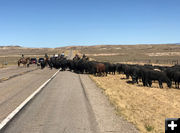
[0,65,38,81]
[0,51,138,133]
[1,71,138,133]
[0,68,57,122]
[1,71,99,133]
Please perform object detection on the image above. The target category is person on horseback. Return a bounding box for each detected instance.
[61,51,65,57]
[82,54,85,58]
[82,54,89,61]
[18,56,30,67]
[76,54,79,58]
[43,53,51,68]
[20,54,25,61]
[44,53,50,63]
[73,54,80,61]
[45,53,48,59]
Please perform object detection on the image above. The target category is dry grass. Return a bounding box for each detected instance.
[90,74,180,133]
[79,44,180,64]
[86,53,121,56]
[79,44,180,132]
[0,46,64,56]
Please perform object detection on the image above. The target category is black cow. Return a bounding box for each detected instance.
[40,61,46,69]
[141,69,171,88]
[116,63,122,74]
[131,66,143,84]
[173,72,180,88]
[85,61,98,75]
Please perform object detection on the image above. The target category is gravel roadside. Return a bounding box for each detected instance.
[80,74,139,133]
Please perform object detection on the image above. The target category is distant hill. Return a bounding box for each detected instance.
[0,46,63,56]
[0,45,21,47]
[77,44,180,65]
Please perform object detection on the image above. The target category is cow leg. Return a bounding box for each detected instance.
[143,82,145,86]
[93,72,96,76]
[131,77,135,84]
[148,80,152,87]
[175,81,177,88]
[159,81,163,88]
[177,81,179,89]
[126,74,129,79]
[102,71,105,76]
[142,78,146,86]
[136,77,139,84]
[143,77,148,86]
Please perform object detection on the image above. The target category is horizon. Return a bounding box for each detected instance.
[1,43,180,49]
[0,0,180,48]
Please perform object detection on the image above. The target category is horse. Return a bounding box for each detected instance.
[18,57,30,67]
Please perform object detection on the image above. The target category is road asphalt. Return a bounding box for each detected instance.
[0,70,138,133]
[0,68,57,122]
[0,65,38,81]
[0,51,138,133]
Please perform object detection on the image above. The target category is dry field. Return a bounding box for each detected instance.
[79,44,180,64]
[90,74,180,133]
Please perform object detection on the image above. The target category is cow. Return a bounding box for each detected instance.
[95,63,106,76]
[141,69,172,88]
[130,66,143,84]
[173,72,180,88]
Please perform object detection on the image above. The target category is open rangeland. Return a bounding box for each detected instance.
[78,44,180,65]
[90,73,180,133]
[1,45,180,133]
[74,44,180,132]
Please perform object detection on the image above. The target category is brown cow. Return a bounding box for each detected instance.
[96,63,106,76]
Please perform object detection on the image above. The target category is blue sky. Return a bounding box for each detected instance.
[0,0,179,48]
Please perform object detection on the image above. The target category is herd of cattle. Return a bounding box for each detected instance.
[40,55,180,89]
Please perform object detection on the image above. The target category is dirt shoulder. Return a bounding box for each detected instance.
[80,74,139,133]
